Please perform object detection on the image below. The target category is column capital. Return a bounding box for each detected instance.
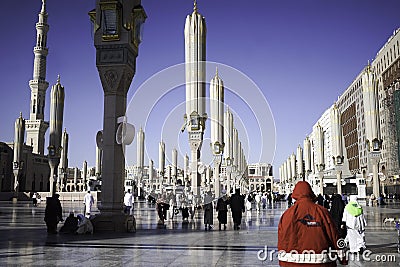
[98,65,134,95]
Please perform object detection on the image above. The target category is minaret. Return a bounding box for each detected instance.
[210,67,224,198]
[362,62,382,197]
[136,127,145,197]
[59,128,69,190]
[184,0,207,198]
[25,0,50,155]
[48,75,65,195]
[13,113,25,192]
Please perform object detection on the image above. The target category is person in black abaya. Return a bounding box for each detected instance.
[44,194,63,234]
[203,191,214,230]
[329,193,346,238]
[216,191,228,230]
[229,188,245,230]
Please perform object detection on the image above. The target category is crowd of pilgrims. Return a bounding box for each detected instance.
[153,189,277,230]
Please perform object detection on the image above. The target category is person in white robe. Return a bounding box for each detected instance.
[342,195,367,253]
[83,191,95,218]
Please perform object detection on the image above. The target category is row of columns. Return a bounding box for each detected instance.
[280,62,381,197]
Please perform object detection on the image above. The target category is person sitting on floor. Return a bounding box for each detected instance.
[76,213,93,235]
[59,212,78,234]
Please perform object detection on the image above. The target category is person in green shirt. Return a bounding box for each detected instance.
[342,195,366,253]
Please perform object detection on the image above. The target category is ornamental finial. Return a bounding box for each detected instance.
[41,0,46,13]
[194,0,198,13]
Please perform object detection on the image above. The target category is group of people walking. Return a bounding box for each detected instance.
[154,188,247,231]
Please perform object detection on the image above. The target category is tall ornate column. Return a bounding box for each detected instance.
[48,76,64,195]
[136,127,144,197]
[303,137,311,182]
[296,145,304,181]
[89,0,146,231]
[13,113,25,196]
[362,62,382,197]
[224,108,233,194]
[331,103,344,194]
[59,129,69,191]
[158,140,165,192]
[82,160,88,191]
[210,67,224,198]
[314,123,325,195]
[184,1,207,199]
[290,153,296,182]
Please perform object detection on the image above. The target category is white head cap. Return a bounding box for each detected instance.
[349,195,358,202]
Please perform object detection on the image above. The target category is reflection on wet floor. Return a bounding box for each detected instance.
[0,200,399,266]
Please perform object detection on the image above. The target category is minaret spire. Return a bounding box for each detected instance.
[25,0,50,155]
[41,0,46,13]
[194,0,198,13]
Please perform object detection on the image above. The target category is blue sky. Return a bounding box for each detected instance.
[0,0,399,174]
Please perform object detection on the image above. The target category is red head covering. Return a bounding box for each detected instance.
[291,181,316,201]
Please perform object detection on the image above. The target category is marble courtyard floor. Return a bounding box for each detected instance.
[0,199,399,266]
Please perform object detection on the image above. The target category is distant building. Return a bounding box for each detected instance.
[3,143,50,192]
[0,143,14,192]
[247,163,273,192]
[279,28,400,197]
